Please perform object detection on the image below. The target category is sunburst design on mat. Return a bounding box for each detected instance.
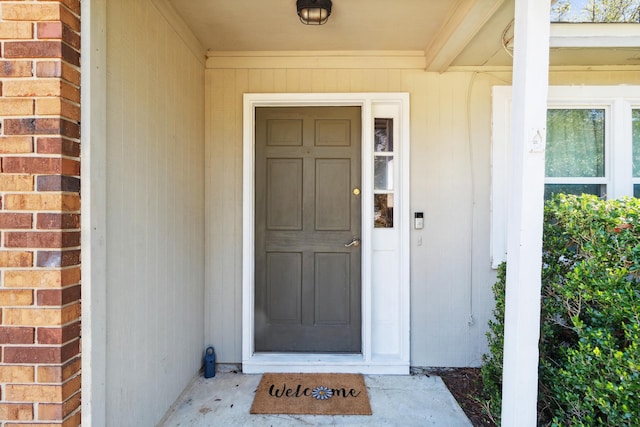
[311,386,333,400]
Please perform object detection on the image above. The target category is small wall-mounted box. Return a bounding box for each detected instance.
[414,212,424,229]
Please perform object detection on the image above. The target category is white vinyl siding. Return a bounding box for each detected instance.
[105,0,205,425]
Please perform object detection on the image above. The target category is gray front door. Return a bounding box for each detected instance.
[254,106,362,353]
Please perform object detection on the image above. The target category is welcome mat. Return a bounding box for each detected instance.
[250,373,372,415]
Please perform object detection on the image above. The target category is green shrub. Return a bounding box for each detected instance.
[481,262,505,421]
[482,194,640,425]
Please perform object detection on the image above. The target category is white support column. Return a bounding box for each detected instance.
[502,0,550,426]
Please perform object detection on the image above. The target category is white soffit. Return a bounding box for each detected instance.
[550,23,640,48]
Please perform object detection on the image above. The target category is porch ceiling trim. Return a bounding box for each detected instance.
[447,64,640,72]
[424,0,506,72]
[550,22,640,48]
[205,50,426,69]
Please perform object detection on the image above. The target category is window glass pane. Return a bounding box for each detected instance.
[375,118,393,152]
[546,109,605,178]
[374,156,393,191]
[374,193,393,228]
[633,109,640,177]
[635,184,640,198]
[544,184,606,200]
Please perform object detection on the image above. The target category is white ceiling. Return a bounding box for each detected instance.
[168,0,640,69]
[168,0,460,52]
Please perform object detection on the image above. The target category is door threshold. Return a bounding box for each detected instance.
[243,353,409,375]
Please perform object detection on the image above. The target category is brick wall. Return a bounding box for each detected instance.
[0,1,81,425]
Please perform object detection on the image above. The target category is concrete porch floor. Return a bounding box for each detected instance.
[160,372,473,426]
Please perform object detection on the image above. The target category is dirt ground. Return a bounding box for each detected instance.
[436,368,498,427]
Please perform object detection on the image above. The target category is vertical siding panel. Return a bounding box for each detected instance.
[131,0,145,415]
[315,68,331,92]
[206,68,223,361]
[334,68,351,93]
[119,0,140,415]
[468,73,500,362]
[211,69,242,363]
[409,72,475,365]
[355,69,369,92]
[149,11,161,402]
[432,74,471,363]
[246,68,260,92]
[323,69,338,92]
[452,73,474,355]
[363,69,378,92]
[285,69,301,92]
[406,70,434,365]
[260,69,276,92]
[348,69,365,92]
[273,69,288,92]
[137,2,151,397]
[106,0,127,414]
[298,68,313,90]
[208,69,227,362]
[218,69,232,362]
[388,69,403,91]
[439,73,457,360]
[204,70,222,358]
[373,69,390,92]
[106,0,205,424]
[221,69,238,363]
[233,70,249,358]
[156,19,170,398]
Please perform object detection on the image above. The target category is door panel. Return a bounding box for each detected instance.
[267,119,303,146]
[266,159,303,230]
[316,119,352,146]
[315,159,351,231]
[266,252,302,323]
[315,253,350,325]
[255,106,361,353]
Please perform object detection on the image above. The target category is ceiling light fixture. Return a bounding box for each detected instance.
[297,0,332,25]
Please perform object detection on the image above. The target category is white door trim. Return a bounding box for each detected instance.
[242,93,410,374]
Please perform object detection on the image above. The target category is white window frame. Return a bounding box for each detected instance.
[492,85,640,268]
[633,108,640,194]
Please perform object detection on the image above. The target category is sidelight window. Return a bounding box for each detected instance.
[374,118,394,228]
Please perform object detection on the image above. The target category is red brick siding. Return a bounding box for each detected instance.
[0,1,81,425]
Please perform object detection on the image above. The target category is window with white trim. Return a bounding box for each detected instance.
[491,85,640,267]
[633,108,640,196]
